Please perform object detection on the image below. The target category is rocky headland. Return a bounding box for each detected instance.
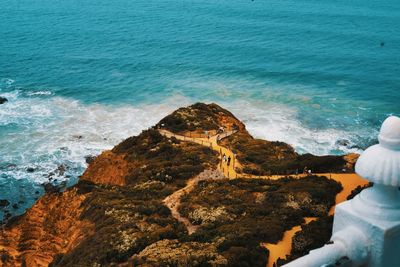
[0,103,366,267]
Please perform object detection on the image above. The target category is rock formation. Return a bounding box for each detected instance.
[0,97,7,104]
[0,103,361,267]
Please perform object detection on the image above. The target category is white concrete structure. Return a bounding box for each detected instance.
[283,116,400,267]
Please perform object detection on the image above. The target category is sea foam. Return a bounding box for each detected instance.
[0,92,181,219]
[0,92,373,220]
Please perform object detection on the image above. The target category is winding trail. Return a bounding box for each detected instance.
[159,129,368,266]
[159,129,238,178]
[161,129,236,235]
[163,169,225,235]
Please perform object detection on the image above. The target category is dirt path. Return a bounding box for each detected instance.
[159,129,368,264]
[159,129,238,178]
[262,173,369,267]
[163,169,225,235]
[264,217,316,267]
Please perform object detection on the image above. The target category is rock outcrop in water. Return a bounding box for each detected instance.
[0,103,359,267]
[0,97,7,104]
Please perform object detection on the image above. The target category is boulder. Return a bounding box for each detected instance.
[0,199,10,208]
[42,181,67,193]
[85,155,96,164]
[0,96,8,104]
[336,139,350,147]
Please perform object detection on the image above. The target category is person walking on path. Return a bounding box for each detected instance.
[227,156,231,166]
[223,154,227,163]
[303,166,308,174]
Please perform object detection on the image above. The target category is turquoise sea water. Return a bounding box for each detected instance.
[1,0,399,219]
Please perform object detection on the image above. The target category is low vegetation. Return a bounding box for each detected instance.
[346,182,373,200]
[49,129,220,266]
[220,132,350,175]
[179,176,342,267]
[277,216,334,266]
[113,129,219,184]
[156,102,244,134]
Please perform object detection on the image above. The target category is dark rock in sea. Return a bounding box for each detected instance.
[43,181,67,193]
[56,164,67,176]
[4,212,12,220]
[0,96,8,104]
[26,167,35,173]
[85,155,96,164]
[12,204,18,209]
[336,139,350,147]
[0,199,10,208]
[35,191,40,194]
[43,183,60,193]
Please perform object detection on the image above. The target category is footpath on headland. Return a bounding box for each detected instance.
[159,129,368,267]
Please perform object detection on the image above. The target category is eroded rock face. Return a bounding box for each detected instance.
[0,187,94,267]
[0,127,219,267]
[80,150,131,186]
[343,153,360,170]
[130,239,228,267]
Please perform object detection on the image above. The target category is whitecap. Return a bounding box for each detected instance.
[27,90,53,96]
[222,100,373,156]
[0,94,184,187]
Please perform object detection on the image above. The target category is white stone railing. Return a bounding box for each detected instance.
[283,116,400,267]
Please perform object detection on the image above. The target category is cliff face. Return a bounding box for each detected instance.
[0,188,93,267]
[80,151,131,186]
[0,123,219,267]
[0,103,358,267]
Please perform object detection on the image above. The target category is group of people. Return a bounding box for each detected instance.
[222,153,232,166]
[303,166,312,175]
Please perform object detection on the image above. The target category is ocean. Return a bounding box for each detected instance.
[1,0,399,219]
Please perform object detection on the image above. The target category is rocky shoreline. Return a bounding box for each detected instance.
[0,103,365,267]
